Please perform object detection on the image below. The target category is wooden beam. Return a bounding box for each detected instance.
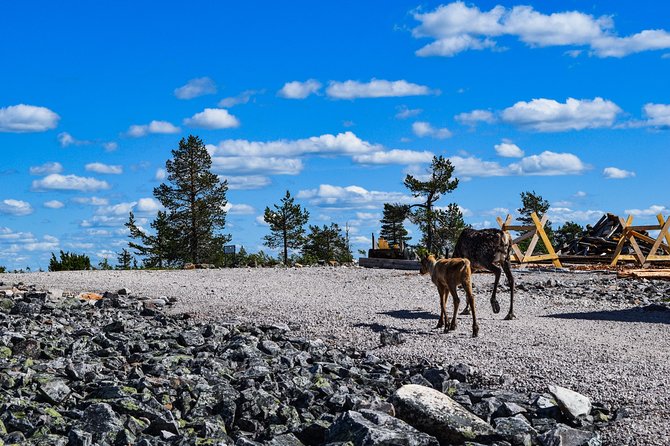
[531,212,562,267]
[611,215,633,266]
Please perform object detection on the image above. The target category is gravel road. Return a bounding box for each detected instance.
[2,266,669,445]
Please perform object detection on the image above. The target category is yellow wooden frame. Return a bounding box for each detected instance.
[497,212,562,267]
[610,214,670,267]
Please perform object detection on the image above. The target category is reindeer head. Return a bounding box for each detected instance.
[418,252,435,275]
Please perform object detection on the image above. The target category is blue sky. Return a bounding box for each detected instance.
[1,1,669,270]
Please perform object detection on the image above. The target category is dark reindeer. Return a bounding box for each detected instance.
[453,228,516,320]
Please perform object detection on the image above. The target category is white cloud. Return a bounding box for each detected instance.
[508,151,588,175]
[501,97,621,131]
[449,156,509,178]
[72,196,109,206]
[183,108,240,129]
[455,109,496,126]
[326,79,435,99]
[155,168,166,181]
[223,203,255,215]
[209,131,381,157]
[30,162,63,176]
[494,142,524,157]
[221,175,271,190]
[278,79,322,99]
[32,174,110,192]
[174,77,217,99]
[624,205,667,217]
[85,162,123,175]
[0,199,33,216]
[0,104,60,132]
[412,2,670,58]
[353,149,434,165]
[136,198,162,213]
[642,103,670,128]
[44,200,64,209]
[103,142,118,152]
[412,121,452,139]
[396,106,423,119]
[127,120,180,137]
[297,184,414,209]
[574,191,587,198]
[211,156,302,175]
[57,132,93,147]
[218,89,263,107]
[603,167,635,179]
[549,207,605,224]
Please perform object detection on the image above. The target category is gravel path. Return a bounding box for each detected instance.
[3,267,669,445]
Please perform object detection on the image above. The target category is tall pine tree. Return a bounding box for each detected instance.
[126,210,177,268]
[263,190,310,265]
[404,156,459,253]
[433,203,470,257]
[153,135,230,264]
[379,203,411,248]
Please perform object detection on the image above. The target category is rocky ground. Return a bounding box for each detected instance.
[1,266,669,445]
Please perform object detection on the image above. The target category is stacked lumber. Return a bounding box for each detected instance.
[618,269,670,280]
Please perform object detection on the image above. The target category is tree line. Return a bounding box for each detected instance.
[41,134,586,271]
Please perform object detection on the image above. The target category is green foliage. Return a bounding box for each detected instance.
[49,251,91,272]
[404,156,459,253]
[153,135,230,264]
[117,248,133,270]
[98,258,113,270]
[263,190,310,265]
[302,223,353,264]
[555,221,585,249]
[432,203,471,257]
[126,211,178,268]
[0,266,5,273]
[517,190,554,253]
[379,203,411,247]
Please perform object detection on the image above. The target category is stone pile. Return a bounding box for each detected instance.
[0,283,613,445]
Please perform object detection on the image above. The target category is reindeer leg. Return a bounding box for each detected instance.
[448,284,459,332]
[488,263,502,315]
[463,276,478,337]
[502,259,516,320]
[435,284,445,329]
[440,286,450,332]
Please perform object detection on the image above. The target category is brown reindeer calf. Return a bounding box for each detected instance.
[420,254,479,337]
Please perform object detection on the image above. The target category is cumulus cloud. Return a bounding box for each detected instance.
[174,77,217,99]
[44,200,64,209]
[353,149,434,165]
[218,89,263,107]
[500,97,621,132]
[32,174,110,192]
[221,175,272,190]
[127,120,180,137]
[72,196,109,206]
[30,162,63,176]
[412,2,670,58]
[412,121,452,139]
[624,205,667,216]
[103,142,118,152]
[209,131,381,158]
[448,151,588,178]
[326,79,435,99]
[278,79,322,99]
[603,167,635,179]
[0,228,59,253]
[455,109,496,126]
[0,104,60,132]
[85,162,123,175]
[297,184,414,209]
[155,168,166,181]
[395,106,423,119]
[494,142,524,157]
[0,199,33,216]
[211,156,302,175]
[641,103,670,128]
[57,132,93,147]
[223,203,255,215]
[183,108,240,129]
[136,198,162,213]
[549,207,605,224]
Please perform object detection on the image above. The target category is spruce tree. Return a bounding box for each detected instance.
[379,203,411,248]
[126,210,177,268]
[263,190,310,265]
[302,223,352,264]
[153,135,230,264]
[404,155,459,253]
[433,203,470,257]
[517,190,553,253]
[117,248,132,270]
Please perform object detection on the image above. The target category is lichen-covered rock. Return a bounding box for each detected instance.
[326,409,439,445]
[538,423,601,446]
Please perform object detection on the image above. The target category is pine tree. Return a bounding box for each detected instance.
[517,190,553,253]
[555,221,584,250]
[379,203,411,248]
[433,203,470,257]
[117,249,132,270]
[263,190,310,265]
[126,210,177,268]
[302,223,352,264]
[153,135,230,264]
[404,156,459,253]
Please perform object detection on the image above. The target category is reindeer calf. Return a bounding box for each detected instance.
[420,254,479,337]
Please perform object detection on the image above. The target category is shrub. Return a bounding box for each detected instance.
[49,251,91,272]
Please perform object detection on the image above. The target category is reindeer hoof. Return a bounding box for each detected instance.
[504,312,516,320]
[491,299,501,314]
[460,307,471,315]
[435,322,444,329]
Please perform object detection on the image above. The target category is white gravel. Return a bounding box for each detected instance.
[3,267,670,445]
